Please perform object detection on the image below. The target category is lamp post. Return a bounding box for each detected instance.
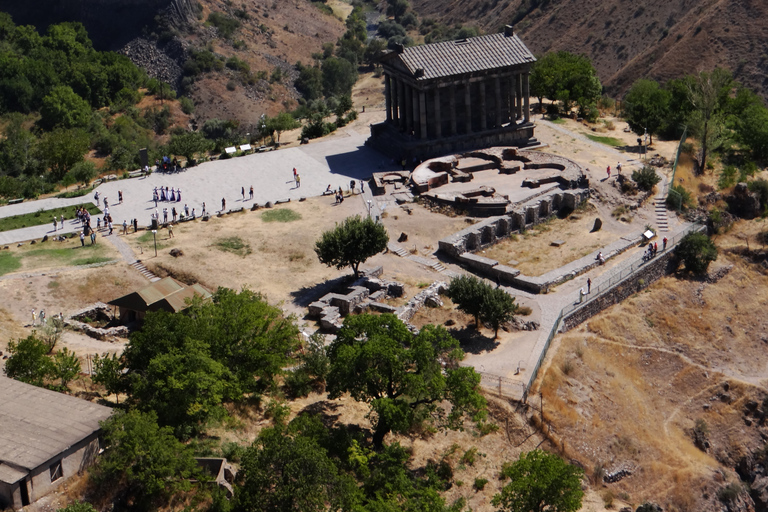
[151,229,157,257]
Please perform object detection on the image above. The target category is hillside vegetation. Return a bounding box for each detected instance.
[408,0,768,100]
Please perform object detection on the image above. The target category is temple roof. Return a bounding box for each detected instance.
[384,31,535,81]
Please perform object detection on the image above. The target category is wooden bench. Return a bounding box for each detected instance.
[8,198,23,205]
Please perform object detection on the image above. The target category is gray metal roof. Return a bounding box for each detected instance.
[394,32,535,81]
[0,376,113,477]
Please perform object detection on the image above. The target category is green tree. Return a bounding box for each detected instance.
[363,38,387,67]
[315,215,389,278]
[266,112,300,144]
[3,335,54,386]
[235,416,361,512]
[321,57,358,98]
[167,131,213,165]
[623,79,671,146]
[687,68,734,172]
[94,410,198,507]
[39,85,91,130]
[493,450,583,512]
[129,339,230,438]
[736,100,768,161]
[632,165,662,192]
[676,231,718,275]
[36,128,90,181]
[327,314,486,448]
[52,347,81,388]
[92,352,122,403]
[70,160,97,187]
[446,274,486,328]
[480,287,519,338]
[530,51,601,113]
[295,63,323,101]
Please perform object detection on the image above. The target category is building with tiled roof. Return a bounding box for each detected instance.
[0,376,113,509]
[107,276,212,323]
[367,26,538,161]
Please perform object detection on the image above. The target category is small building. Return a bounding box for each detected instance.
[367,26,538,161]
[0,376,113,509]
[107,277,213,323]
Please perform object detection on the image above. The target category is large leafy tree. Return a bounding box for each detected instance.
[327,314,486,448]
[3,335,54,386]
[167,131,213,165]
[122,288,299,435]
[36,128,90,181]
[447,275,519,337]
[492,450,584,512]
[129,339,230,438]
[676,231,718,275]
[530,51,601,113]
[266,112,300,144]
[623,79,671,146]
[39,85,91,130]
[686,68,734,172]
[315,215,389,278]
[235,416,362,512]
[94,411,199,508]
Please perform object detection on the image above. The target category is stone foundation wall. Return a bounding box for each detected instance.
[438,189,590,258]
[562,250,677,330]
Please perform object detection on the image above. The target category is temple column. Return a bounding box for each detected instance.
[495,76,502,128]
[450,85,457,135]
[523,72,531,123]
[464,82,472,134]
[384,75,392,122]
[419,91,427,140]
[398,79,406,130]
[434,88,442,138]
[479,81,487,131]
[404,84,412,133]
[412,86,419,137]
[516,74,523,121]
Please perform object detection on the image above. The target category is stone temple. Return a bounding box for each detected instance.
[367,26,538,161]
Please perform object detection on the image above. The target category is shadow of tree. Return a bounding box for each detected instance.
[290,274,354,307]
[449,326,500,354]
[299,400,342,429]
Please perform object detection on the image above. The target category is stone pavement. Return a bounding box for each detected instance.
[0,127,399,246]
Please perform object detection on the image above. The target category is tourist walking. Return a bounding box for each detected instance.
[587,278,592,294]
[163,208,168,224]
[663,237,668,250]
[249,186,254,199]
[53,217,58,231]
[123,220,128,234]
[177,189,181,202]
[606,166,611,179]
[616,162,622,175]
[202,202,206,216]
[242,187,245,200]
[91,231,96,244]
[360,180,365,193]
[168,224,174,238]
[296,174,301,188]
[31,309,37,326]
[118,190,123,203]
[80,232,85,246]
[222,198,226,211]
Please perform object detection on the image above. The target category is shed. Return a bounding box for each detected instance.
[0,377,113,509]
[107,276,212,323]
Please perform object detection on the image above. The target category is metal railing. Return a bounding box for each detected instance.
[561,223,704,317]
[522,309,563,403]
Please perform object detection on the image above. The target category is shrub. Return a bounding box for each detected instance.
[460,447,479,466]
[632,166,661,192]
[718,165,738,189]
[207,12,241,39]
[718,482,741,504]
[264,399,290,425]
[476,421,500,436]
[676,232,717,275]
[474,477,489,491]
[667,184,693,211]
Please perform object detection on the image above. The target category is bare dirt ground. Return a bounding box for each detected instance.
[535,220,768,511]
[481,203,626,277]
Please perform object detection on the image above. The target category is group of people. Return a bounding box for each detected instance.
[606,162,622,179]
[153,186,182,205]
[30,308,62,326]
[643,237,668,261]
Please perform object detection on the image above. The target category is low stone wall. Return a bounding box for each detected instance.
[562,250,677,330]
[438,189,590,258]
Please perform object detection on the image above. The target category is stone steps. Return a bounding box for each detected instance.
[654,197,669,232]
[131,261,160,282]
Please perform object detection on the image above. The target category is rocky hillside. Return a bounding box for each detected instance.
[409,0,768,99]
[0,0,346,126]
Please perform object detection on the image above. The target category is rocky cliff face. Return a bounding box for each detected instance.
[0,0,194,49]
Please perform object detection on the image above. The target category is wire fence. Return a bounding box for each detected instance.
[522,309,563,403]
[667,127,689,212]
[560,223,704,317]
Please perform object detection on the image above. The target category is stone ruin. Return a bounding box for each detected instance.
[65,302,129,340]
[307,267,446,333]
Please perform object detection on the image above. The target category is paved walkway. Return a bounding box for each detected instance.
[0,127,399,246]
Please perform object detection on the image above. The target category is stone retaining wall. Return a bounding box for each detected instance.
[438,189,590,258]
[562,250,677,330]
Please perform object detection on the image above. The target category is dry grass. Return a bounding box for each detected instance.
[481,205,619,276]
[536,221,768,510]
